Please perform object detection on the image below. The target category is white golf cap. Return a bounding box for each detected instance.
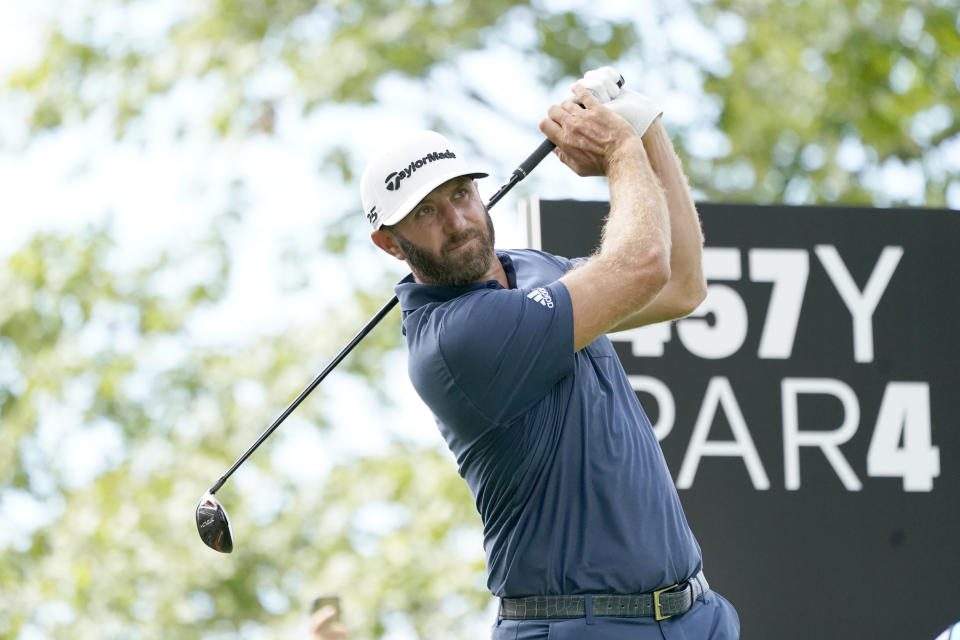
[360,130,488,230]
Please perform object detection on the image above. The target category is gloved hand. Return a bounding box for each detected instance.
[569,66,624,104]
[606,89,663,138]
[567,66,663,138]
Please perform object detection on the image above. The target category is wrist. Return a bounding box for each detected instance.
[641,120,682,175]
[640,119,669,156]
[642,117,667,139]
[604,135,645,176]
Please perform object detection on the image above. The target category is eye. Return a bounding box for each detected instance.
[415,204,434,217]
[453,187,469,199]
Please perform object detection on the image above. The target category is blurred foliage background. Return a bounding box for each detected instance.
[1,0,957,638]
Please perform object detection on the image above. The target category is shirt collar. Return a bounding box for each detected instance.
[395,251,517,313]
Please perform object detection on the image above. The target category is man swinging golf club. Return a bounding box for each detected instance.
[362,67,740,639]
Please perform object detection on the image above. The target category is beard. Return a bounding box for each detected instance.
[392,209,497,287]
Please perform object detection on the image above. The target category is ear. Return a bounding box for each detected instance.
[371,229,406,261]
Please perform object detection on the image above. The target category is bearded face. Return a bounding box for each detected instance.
[390,207,497,287]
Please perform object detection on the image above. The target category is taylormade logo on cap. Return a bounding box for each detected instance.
[384,150,457,192]
[360,130,488,230]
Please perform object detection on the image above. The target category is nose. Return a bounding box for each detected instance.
[438,200,468,233]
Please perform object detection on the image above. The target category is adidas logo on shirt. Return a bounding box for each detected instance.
[527,287,554,309]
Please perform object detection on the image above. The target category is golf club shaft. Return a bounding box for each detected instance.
[207,136,557,495]
[208,295,398,495]
[485,138,555,209]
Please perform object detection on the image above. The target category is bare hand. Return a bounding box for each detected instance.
[539,83,639,177]
[310,605,348,640]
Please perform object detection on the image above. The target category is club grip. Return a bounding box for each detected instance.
[518,138,557,178]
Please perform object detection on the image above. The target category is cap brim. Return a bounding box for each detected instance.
[379,170,489,228]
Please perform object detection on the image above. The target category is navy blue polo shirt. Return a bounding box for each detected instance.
[396,249,702,597]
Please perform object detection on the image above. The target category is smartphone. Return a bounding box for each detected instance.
[311,596,341,622]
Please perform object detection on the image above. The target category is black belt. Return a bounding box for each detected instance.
[499,571,708,621]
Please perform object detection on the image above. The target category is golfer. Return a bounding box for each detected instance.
[361,68,740,638]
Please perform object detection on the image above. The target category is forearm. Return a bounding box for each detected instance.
[605,122,705,331]
[559,134,672,350]
[543,84,674,349]
[548,71,703,336]
[596,136,671,286]
[641,120,706,303]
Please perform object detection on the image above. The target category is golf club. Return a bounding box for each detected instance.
[196,134,560,553]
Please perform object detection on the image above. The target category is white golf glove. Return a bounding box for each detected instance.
[570,66,625,104]
[607,89,663,137]
[567,66,663,137]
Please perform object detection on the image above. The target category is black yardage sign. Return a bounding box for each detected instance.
[525,200,959,639]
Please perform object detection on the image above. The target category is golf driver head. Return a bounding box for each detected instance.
[196,492,234,553]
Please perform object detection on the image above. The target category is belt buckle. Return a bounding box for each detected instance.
[653,583,678,621]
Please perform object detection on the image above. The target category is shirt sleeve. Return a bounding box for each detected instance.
[437,280,574,424]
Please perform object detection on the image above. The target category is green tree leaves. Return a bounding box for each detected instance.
[698,0,960,205]
[0,221,484,638]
